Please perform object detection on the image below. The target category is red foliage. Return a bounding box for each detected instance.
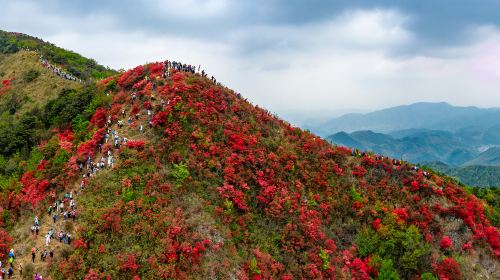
[440,236,453,250]
[436,258,462,280]
[0,228,13,258]
[126,140,146,150]
[392,208,408,223]
[19,172,50,205]
[90,108,108,128]
[119,254,140,273]
[84,269,101,280]
[74,239,87,250]
[372,218,382,231]
[217,183,249,211]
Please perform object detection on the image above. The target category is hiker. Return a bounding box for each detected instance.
[31,247,36,263]
[40,249,47,261]
[8,249,14,267]
[7,266,12,278]
[48,205,52,216]
[139,124,143,133]
[34,216,39,227]
[31,226,35,236]
[122,109,126,117]
[67,233,72,245]
[45,234,50,246]
[53,213,58,224]
[79,163,83,172]
[35,226,39,236]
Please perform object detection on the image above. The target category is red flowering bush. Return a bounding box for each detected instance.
[0,229,13,258]
[436,257,462,280]
[126,140,146,150]
[440,236,453,250]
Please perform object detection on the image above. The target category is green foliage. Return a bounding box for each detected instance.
[350,186,362,202]
[426,163,500,187]
[375,257,400,280]
[318,247,329,270]
[44,85,99,127]
[53,149,70,168]
[172,163,190,184]
[356,217,430,276]
[0,111,43,156]
[25,148,43,172]
[420,272,438,280]
[22,69,40,82]
[250,257,261,274]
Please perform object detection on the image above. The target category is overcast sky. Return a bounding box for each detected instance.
[1,0,500,123]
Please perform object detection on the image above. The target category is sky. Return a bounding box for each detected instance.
[1,0,500,124]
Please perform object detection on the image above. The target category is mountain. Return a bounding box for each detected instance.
[309,102,500,137]
[463,147,500,166]
[424,162,500,187]
[0,31,498,280]
[328,130,479,166]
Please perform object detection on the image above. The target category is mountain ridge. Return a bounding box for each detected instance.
[310,102,500,136]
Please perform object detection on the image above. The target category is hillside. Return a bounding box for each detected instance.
[0,50,81,116]
[0,34,498,279]
[308,102,500,136]
[0,30,116,80]
[463,147,500,166]
[328,130,478,166]
[424,163,500,187]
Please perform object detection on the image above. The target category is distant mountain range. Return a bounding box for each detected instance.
[308,102,500,137]
[312,102,500,187]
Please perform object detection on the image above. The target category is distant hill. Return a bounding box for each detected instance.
[424,162,500,187]
[310,102,500,136]
[328,130,478,166]
[463,147,500,166]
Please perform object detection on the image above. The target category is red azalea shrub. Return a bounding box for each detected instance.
[392,208,408,223]
[440,236,453,250]
[372,218,382,231]
[127,140,146,150]
[90,108,108,128]
[0,229,13,258]
[74,239,87,250]
[436,257,462,280]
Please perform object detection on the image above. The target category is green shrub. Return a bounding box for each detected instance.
[23,69,40,82]
[420,272,438,280]
[172,163,190,184]
[355,216,430,277]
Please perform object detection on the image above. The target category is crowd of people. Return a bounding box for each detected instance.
[351,148,432,178]
[0,249,15,278]
[39,55,82,83]
[162,60,219,85]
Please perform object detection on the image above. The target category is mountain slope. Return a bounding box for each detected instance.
[463,147,500,166]
[424,162,500,187]
[328,130,478,166]
[0,33,498,279]
[0,50,81,116]
[0,30,116,80]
